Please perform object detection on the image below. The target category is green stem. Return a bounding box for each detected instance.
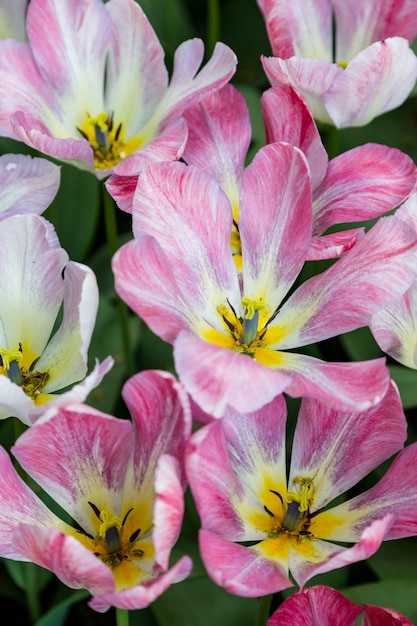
[257,594,273,626]
[206,0,220,56]
[102,185,134,377]
[116,607,130,626]
[23,563,42,623]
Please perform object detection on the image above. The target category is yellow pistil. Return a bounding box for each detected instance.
[77,111,144,170]
[337,60,348,68]
[286,476,314,513]
[0,344,49,399]
[0,347,22,370]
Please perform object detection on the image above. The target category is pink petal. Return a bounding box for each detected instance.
[199,529,292,597]
[275,216,417,348]
[186,421,248,539]
[306,229,364,261]
[12,405,133,533]
[27,0,110,112]
[0,213,67,356]
[239,142,312,312]
[183,84,251,199]
[174,331,292,418]
[0,154,60,216]
[334,0,417,61]
[0,39,59,139]
[362,605,414,626]
[262,55,342,124]
[267,586,362,626]
[37,261,99,392]
[14,524,114,595]
[289,382,407,510]
[324,38,417,128]
[105,0,168,133]
[11,111,95,173]
[296,515,394,585]
[122,370,191,490]
[160,40,237,124]
[370,282,417,369]
[335,442,417,541]
[130,161,240,322]
[260,0,333,60]
[88,555,192,612]
[262,85,328,190]
[107,117,188,211]
[113,237,195,343]
[281,352,390,411]
[0,447,59,559]
[153,455,186,571]
[313,143,417,235]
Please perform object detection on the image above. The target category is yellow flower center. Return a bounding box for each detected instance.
[74,501,154,589]
[211,297,279,357]
[253,476,316,543]
[77,111,144,170]
[0,344,49,399]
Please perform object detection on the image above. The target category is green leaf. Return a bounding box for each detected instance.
[343,580,417,623]
[3,560,53,593]
[43,164,100,262]
[367,537,417,582]
[86,295,142,415]
[34,590,90,626]
[339,326,383,362]
[388,364,417,409]
[151,575,258,626]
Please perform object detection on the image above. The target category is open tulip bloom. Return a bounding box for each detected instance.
[113,141,417,417]
[258,0,417,127]
[0,370,192,612]
[181,83,417,261]
[0,212,111,424]
[186,383,417,597]
[0,0,236,179]
[267,585,414,625]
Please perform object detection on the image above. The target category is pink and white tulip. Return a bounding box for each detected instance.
[267,585,413,625]
[182,83,417,261]
[259,0,417,127]
[113,143,417,417]
[0,153,60,218]
[186,383,417,596]
[0,0,236,182]
[0,212,111,424]
[0,370,192,612]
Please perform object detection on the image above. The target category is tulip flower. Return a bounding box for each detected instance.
[0,370,192,612]
[0,0,236,180]
[113,143,417,417]
[258,0,417,127]
[186,384,417,596]
[0,212,111,424]
[182,83,417,261]
[267,585,413,625]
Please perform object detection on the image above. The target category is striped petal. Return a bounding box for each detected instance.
[289,383,406,511]
[0,154,60,216]
[239,142,313,312]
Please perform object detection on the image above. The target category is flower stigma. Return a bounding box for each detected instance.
[252,476,316,544]
[0,344,49,399]
[77,111,143,170]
